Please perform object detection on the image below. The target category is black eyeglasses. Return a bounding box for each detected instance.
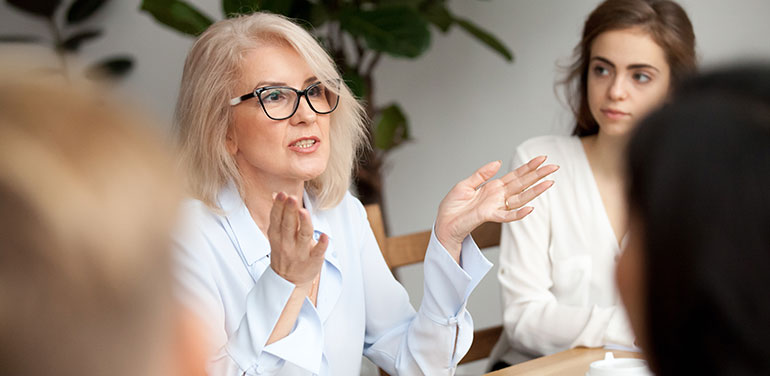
[229,80,341,120]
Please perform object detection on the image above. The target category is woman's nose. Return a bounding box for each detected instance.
[608,76,629,101]
[290,96,317,125]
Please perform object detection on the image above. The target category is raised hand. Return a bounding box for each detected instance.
[435,156,558,262]
[267,192,328,287]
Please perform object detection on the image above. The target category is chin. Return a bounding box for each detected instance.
[296,164,328,182]
[599,122,635,137]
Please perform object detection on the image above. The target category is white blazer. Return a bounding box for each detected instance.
[492,135,635,366]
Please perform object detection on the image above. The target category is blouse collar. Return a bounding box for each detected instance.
[216,182,339,270]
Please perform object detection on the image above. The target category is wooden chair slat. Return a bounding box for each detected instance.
[364,203,504,372]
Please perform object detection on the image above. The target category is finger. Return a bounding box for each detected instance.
[502,206,535,222]
[297,208,314,245]
[463,160,502,190]
[280,195,300,244]
[267,192,287,238]
[501,156,547,184]
[504,163,559,196]
[310,232,329,258]
[506,180,554,210]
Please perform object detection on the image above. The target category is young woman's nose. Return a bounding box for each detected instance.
[608,76,629,101]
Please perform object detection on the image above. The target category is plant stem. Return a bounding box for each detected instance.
[364,51,381,77]
[46,16,69,80]
[354,38,365,71]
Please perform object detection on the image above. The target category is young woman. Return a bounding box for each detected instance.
[620,65,770,376]
[172,12,557,375]
[492,0,697,368]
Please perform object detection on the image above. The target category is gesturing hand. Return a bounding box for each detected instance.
[435,156,558,262]
[267,192,328,287]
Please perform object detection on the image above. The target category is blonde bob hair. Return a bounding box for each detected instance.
[176,12,367,210]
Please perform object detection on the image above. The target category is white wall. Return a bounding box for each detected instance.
[3,1,770,374]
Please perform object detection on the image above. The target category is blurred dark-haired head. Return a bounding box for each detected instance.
[620,64,770,375]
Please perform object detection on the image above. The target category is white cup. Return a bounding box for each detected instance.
[585,352,653,376]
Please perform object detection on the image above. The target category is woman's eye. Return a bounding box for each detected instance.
[307,86,323,97]
[262,90,284,102]
[593,66,608,76]
[633,72,652,83]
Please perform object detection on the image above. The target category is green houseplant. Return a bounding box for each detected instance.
[2,0,133,80]
[141,0,513,206]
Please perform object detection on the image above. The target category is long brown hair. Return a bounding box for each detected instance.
[562,0,696,137]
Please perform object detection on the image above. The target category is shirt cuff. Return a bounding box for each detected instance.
[262,298,324,373]
[226,267,323,374]
[420,226,493,320]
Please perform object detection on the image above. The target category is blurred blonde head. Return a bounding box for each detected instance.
[0,66,190,376]
[175,12,367,210]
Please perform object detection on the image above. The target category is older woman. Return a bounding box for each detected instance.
[173,12,556,375]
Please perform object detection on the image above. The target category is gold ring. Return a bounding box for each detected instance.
[505,198,510,210]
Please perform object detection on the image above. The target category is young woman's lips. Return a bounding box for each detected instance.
[601,109,630,120]
[288,137,320,153]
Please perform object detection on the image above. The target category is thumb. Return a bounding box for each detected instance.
[310,232,329,258]
[464,160,502,189]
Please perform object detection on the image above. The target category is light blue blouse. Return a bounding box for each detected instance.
[174,184,492,375]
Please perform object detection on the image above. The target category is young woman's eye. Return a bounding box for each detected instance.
[633,72,652,83]
[593,65,610,76]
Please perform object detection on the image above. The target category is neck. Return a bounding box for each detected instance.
[582,131,630,178]
[240,173,305,234]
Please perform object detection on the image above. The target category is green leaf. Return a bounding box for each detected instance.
[306,2,329,27]
[453,17,513,62]
[258,0,293,15]
[0,35,43,43]
[6,0,61,18]
[378,0,422,8]
[374,104,410,151]
[283,0,317,26]
[341,68,366,99]
[222,0,259,17]
[140,0,214,36]
[85,56,133,80]
[66,0,108,24]
[419,0,452,32]
[339,5,430,58]
[61,29,101,51]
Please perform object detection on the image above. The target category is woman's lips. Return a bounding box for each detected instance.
[288,137,320,153]
[601,108,630,120]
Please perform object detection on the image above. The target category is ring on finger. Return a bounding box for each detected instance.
[504,198,511,211]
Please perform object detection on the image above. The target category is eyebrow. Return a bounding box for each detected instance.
[253,76,318,90]
[591,56,660,72]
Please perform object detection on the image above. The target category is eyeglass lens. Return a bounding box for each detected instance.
[259,81,339,119]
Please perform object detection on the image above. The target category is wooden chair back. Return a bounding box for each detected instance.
[364,204,503,370]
